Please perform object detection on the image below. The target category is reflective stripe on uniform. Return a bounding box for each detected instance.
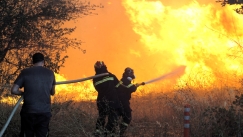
[121,122,129,127]
[116,81,134,88]
[45,132,49,137]
[94,77,114,86]
[127,84,133,88]
[115,81,123,87]
[96,129,102,133]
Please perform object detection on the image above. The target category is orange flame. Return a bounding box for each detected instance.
[58,0,243,100]
[122,0,243,88]
[54,73,97,102]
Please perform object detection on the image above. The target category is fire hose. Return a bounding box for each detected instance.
[0,73,109,137]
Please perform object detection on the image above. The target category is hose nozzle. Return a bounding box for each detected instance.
[135,82,145,87]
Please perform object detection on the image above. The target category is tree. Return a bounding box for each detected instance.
[0,0,102,95]
[216,0,243,14]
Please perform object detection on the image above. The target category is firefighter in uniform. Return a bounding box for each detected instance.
[93,61,120,137]
[116,67,145,136]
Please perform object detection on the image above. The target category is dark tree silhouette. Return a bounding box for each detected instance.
[216,0,243,13]
[0,0,102,95]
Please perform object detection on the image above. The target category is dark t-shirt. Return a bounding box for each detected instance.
[14,66,56,113]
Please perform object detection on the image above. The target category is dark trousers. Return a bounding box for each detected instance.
[19,112,51,137]
[119,103,132,136]
[119,102,132,124]
[96,101,119,134]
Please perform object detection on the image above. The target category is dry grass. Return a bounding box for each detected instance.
[0,82,243,137]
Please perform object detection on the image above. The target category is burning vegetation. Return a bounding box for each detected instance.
[2,0,243,136]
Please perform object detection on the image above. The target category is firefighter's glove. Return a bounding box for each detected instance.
[135,82,145,87]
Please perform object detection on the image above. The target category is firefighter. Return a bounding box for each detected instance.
[92,61,120,137]
[116,67,145,137]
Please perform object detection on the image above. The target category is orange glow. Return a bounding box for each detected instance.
[54,73,97,102]
[57,0,243,100]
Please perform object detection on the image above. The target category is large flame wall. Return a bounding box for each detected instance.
[59,0,243,90]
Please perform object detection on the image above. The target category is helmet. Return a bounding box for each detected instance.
[123,67,135,80]
[94,61,106,69]
[94,61,108,74]
[125,67,133,74]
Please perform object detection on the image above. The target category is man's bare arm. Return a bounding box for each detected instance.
[11,84,23,95]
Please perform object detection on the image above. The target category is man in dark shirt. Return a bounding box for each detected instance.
[11,52,56,137]
[92,61,120,137]
[116,67,144,137]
